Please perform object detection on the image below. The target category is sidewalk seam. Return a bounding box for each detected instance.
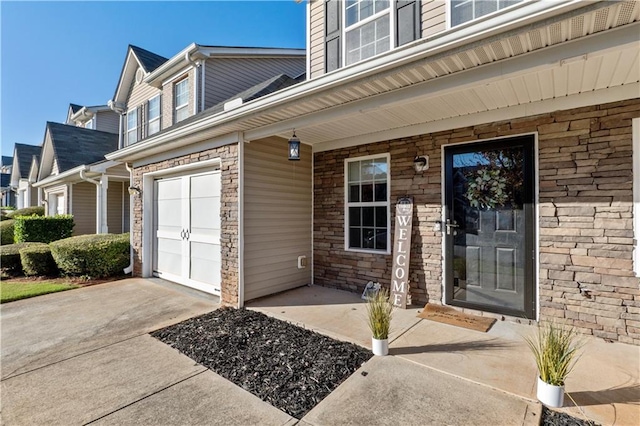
[82,370,208,425]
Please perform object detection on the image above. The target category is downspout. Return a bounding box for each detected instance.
[123,162,134,274]
[108,100,126,149]
[79,169,108,234]
[201,60,206,112]
[185,51,200,114]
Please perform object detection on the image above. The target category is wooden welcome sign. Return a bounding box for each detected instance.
[391,197,413,308]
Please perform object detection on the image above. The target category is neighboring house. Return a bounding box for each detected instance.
[33,122,129,236]
[66,103,120,134]
[1,156,14,207]
[107,1,640,345]
[10,143,41,209]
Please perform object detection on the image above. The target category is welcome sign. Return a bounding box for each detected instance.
[391,197,413,308]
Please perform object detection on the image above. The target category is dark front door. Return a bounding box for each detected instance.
[444,136,536,318]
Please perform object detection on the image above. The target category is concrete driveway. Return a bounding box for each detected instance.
[0,279,296,426]
[2,279,541,426]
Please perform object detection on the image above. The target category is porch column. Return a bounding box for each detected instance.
[96,175,109,234]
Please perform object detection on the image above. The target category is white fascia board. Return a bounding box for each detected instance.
[143,43,198,87]
[114,53,142,104]
[315,82,640,152]
[33,165,88,188]
[106,0,603,162]
[88,160,122,173]
[204,47,305,58]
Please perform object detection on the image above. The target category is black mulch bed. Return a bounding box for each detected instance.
[542,407,600,426]
[151,307,372,419]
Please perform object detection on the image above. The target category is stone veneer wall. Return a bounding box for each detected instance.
[131,144,239,306]
[314,98,640,344]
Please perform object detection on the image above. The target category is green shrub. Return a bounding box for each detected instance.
[20,244,58,276]
[6,206,44,218]
[0,242,46,275]
[50,233,130,278]
[14,215,74,243]
[1,219,14,245]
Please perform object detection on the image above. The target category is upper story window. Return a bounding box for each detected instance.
[84,118,94,129]
[147,95,161,136]
[126,109,138,145]
[345,0,391,66]
[175,79,189,123]
[451,0,524,27]
[325,0,420,73]
[345,154,390,253]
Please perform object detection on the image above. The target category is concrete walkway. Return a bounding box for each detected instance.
[3,279,637,425]
[249,285,640,426]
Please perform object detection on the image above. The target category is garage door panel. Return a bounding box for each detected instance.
[155,178,182,200]
[190,242,221,285]
[190,198,221,236]
[155,238,183,276]
[190,173,221,198]
[156,199,182,231]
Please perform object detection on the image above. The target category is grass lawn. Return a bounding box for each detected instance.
[0,280,79,303]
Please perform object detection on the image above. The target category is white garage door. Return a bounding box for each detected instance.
[153,170,221,295]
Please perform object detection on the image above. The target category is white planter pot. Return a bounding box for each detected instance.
[537,377,564,408]
[372,337,389,356]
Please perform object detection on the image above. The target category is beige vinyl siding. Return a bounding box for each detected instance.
[422,0,447,38]
[126,67,161,113]
[107,182,126,234]
[243,136,312,301]
[309,0,325,79]
[70,182,96,236]
[203,57,305,109]
[95,110,120,134]
[30,186,38,206]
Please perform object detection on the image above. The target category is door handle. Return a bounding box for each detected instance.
[445,219,459,235]
[184,229,190,240]
[180,230,185,240]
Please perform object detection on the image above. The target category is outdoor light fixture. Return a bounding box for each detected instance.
[288,131,301,161]
[128,186,142,197]
[413,155,429,173]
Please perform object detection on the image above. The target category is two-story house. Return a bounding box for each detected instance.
[107,1,640,345]
[66,103,120,132]
[10,143,41,209]
[1,156,15,207]
[33,121,129,235]
[103,43,305,295]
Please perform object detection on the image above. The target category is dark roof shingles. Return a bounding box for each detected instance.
[130,45,168,73]
[14,143,41,178]
[47,122,119,172]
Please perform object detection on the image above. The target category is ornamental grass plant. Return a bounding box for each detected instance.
[366,287,394,340]
[525,322,583,386]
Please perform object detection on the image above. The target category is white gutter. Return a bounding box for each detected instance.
[106,0,599,162]
[124,162,134,274]
[200,60,206,113]
[33,165,87,187]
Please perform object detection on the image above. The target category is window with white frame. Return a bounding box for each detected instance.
[175,78,189,123]
[345,0,391,66]
[345,154,390,252]
[450,0,524,27]
[147,95,161,136]
[126,109,138,145]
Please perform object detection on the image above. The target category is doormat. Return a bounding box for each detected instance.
[417,304,496,332]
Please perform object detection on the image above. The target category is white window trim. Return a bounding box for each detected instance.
[175,78,189,122]
[147,95,161,136]
[446,0,532,30]
[344,153,391,255]
[126,108,138,145]
[342,1,395,68]
[633,118,640,277]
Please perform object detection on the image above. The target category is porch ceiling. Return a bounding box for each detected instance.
[241,2,639,149]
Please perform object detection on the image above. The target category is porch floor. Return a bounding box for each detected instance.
[247,285,640,426]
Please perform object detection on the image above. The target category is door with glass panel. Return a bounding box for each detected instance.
[444,136,535,318]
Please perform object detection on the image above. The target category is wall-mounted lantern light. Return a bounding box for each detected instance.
[288,131,301,161]
[128,186,142,197]
[413,155,429,173]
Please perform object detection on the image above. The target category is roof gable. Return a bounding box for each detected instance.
[43,122,119,175]
[112,45,168,105]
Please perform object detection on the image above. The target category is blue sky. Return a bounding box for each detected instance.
[0,1,306,158]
